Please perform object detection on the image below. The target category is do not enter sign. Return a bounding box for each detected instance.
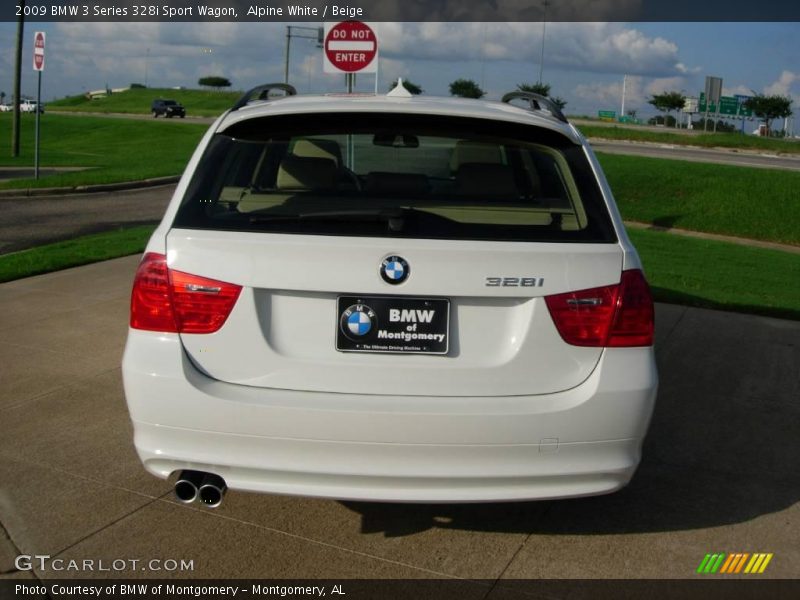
[33,31,46,71]
[323,21,378,74]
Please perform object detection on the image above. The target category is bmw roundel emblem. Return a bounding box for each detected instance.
[380,255,410,285]
[340,304,376,340]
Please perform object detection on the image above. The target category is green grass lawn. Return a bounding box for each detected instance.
[0,225,155,283]
[630,228,800,321]
[597,153,800,246]
[48,87,241,117]
[0,114,207,189]
[580,124,800,155]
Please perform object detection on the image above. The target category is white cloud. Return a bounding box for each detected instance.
[675,62,701,75]
[574,80,628,107]
[764,70,799,97]
[573,75,693,114]
[645,77,687,95]
[377,23,690,77]
[722,84,754,97]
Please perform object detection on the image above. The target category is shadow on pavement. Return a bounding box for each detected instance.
[343,306,800,537]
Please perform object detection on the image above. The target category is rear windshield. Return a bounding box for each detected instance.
[174,113,616,243]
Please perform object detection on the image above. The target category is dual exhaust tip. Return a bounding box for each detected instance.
[174,470,227,508]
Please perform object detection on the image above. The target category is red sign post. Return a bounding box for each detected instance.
[323,21,378,74]
[32,31,46,179]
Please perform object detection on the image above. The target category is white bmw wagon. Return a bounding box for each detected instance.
[122,82,658,506]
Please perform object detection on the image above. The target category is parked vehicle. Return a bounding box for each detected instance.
[123,82,657,505]
[151,98,186,118]
[20,100,44,113]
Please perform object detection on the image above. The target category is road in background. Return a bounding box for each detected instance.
[0,185,174,254]
[48,110,217,125]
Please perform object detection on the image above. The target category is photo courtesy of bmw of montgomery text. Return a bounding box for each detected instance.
[123,82,657,506]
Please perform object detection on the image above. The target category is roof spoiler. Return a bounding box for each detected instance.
[501,91,568,124]
[231,83,297,111]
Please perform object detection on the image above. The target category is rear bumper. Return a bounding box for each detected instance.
[122,330,658,502]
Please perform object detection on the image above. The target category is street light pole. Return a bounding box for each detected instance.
[284,26,324,86]
[284,27,291,84]
[538,0,549,84]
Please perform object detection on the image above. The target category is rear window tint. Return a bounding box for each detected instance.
[174,113,616,243]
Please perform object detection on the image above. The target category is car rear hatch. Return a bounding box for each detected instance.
[163,112,625,397]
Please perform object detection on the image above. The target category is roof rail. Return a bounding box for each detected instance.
[501,91,568,123]
[231,83,297,111]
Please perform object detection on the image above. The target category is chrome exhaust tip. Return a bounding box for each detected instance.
[174,470,205,504]
[198,473,227,508]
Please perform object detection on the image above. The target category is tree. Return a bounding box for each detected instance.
[517,81,567,110]
[744,94,793,135]
[449,78,485,99]
[389,79,423,95]
[130,83,146,89]
[518,82,551,96]
[648,91,686,128]
[198,76,232,90]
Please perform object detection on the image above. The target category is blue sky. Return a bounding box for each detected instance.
[0,21,797,118]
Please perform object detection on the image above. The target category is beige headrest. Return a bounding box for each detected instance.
[276,155,337,190]
[291,138,343,167]
[450,141,503,171]
[456,163,519,198]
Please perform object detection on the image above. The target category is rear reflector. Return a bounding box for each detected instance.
[545,269,654,347]
[130,253,242,334]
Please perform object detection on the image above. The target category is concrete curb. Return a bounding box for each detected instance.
[0,175,180,198]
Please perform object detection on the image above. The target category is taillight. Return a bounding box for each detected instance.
[130,253,176,332]
[606,270,655,347]
[169,268,242,334]
[130,253,242,334]
[545,269,654,347]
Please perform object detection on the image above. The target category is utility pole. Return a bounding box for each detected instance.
[12,0,25,157]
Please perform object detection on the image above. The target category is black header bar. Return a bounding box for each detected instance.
[3,0,800,22]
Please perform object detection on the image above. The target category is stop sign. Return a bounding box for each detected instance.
[323,21,378,73]
[33,31,46,71]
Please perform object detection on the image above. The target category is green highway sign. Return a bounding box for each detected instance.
[598,110,616,120]
[699,93,753,117]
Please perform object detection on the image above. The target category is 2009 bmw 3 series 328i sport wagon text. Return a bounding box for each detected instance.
[122,82,658,506]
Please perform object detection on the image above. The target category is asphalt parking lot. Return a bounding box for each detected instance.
[0,256,798,585]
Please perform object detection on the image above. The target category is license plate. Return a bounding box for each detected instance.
[336,296,450,354]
